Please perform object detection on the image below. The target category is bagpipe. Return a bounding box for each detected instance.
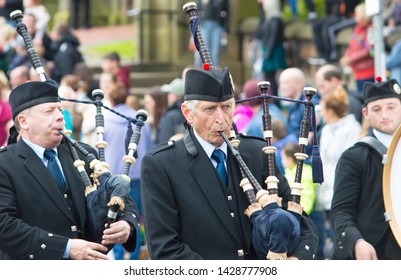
[10,10,148,249]
[183,2,323,259]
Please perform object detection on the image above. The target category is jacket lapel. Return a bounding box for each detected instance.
[184,129,242,244]
[18,140,76,223]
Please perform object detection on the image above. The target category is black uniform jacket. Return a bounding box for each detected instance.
[0,139,138,259]
[141,127,318,260]
[330,137,401,259]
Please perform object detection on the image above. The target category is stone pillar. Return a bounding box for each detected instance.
[58,0,69,11]
[135,0,179,64]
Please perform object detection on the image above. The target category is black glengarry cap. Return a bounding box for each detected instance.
[184,67,234,102]
[363,78,401,106]
[9,81,60,119]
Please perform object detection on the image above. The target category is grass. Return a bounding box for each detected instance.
[79,39,137,61]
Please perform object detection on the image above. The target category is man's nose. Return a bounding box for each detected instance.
[56,109,64,120]
[214,107,225,122]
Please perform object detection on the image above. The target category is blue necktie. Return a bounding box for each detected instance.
[212,149,228,187]
[44,149,66,192]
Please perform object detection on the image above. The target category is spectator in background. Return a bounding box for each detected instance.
[314,64,364,124]
[64,71,93,141]
[287,0,317,20]
[23,0,50,38]
[0,86,12,145]
[103,82,153,260]
[316,85,361,259]
[241,78,286,137]
[339,3,375,95]
[80,72,116,146]
[51,23,83,83]
[281,142,317,217]
[258,0,286,98]
[278,67,319,138]
[73,62,99,98]
[271,119,297,174]
[71,0,91,29]
[8,13,53,72]
[101,52,130,92]
[58,74,83,140]
[194,0,230,69]
[143,86,168,145]
[281,142,320,259]
[0,17,17,74]
[308,0,360,64]
[233,101,253,134]
[386,37,401,83]
[0,70,10,101]
[157,77,186,144]
[0,0,23,27]
[8,65,29,89]
[383,0,401,37]
[233,79,258,134]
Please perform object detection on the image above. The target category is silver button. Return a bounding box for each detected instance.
[29,255,34,259]
[132,213,137,219]
[230,212,235,218]
[48,233,53,237]
[64,194,68,198]
[227,195,232,201]
[304,245,310,251]
[71,226,77,232]
[41,244,46,249]
[237,250,244,256]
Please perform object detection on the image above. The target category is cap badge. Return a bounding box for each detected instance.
[393,83,401,95]
[228,72,235,93]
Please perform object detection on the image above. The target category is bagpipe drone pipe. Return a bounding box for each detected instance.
[10,9,148,249]
[183,2,323,259]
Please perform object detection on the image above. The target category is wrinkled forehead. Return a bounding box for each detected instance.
[198,98,234,107]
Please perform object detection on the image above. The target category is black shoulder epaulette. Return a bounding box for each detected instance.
[150,140,176,155]
[0,146,7,152]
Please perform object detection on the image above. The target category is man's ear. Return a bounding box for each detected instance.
[17,114,29,130]
[362,107,368,119]
[181,102,193,125]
